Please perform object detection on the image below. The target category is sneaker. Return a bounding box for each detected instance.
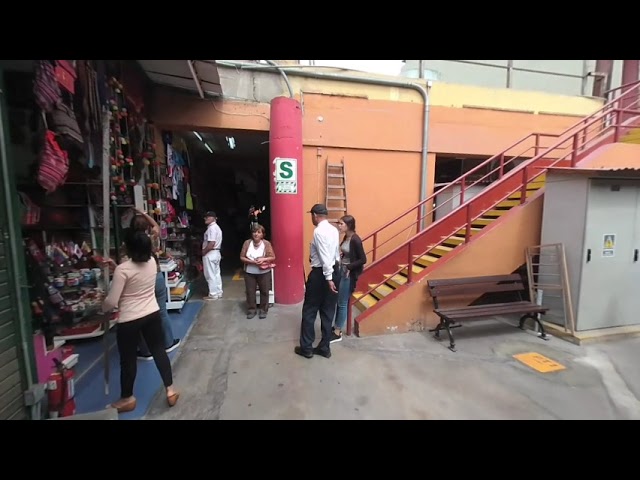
[137,351,153,361]
[259,310,267,319]
[330,331,343,344]
[165,338,181,353]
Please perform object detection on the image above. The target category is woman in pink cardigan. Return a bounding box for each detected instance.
[102,230,179,413]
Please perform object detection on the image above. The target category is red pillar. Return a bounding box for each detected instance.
[269,97,304,304]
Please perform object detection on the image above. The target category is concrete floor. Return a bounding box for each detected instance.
[143,276,640,420]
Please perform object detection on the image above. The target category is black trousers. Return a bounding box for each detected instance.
[299,264,341,353]
[116,310,173,398]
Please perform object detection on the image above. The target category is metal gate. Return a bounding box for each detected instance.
[0,67,34,420]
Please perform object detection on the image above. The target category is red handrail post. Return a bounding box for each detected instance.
[534,133,540,157]
[614,109,621,142]
[416,205,421,234]
[499,153,505,178]
[520,167,528,205]
[372,233,378,262]
[570,133,579,167]
[460,176,466,205]
[407,242,414,283]
[465,205,472,242]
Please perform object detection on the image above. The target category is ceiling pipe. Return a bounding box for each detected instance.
[215,60,432,228]
[264,60,294,99]
[187,60,205,99]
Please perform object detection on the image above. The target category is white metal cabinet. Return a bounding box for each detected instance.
[541,173,640,331]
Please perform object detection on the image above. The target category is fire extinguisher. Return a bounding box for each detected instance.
[46,358,76,419]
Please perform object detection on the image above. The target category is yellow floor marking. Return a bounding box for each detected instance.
[513,352,566,373]
[232,269,243,281]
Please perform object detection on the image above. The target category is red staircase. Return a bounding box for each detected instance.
[348,80,640,336]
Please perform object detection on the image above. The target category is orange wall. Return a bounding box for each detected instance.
[430,106,584,156]
[302,146,422,271]
[150,87,583,256]
[358,193,544,336]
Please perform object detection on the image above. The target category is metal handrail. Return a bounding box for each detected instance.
[348,80,640,336]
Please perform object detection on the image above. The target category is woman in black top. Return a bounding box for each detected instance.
[331,215,367,343]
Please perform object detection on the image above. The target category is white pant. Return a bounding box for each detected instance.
[203,251,223,297]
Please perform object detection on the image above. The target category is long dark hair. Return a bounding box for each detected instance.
[340,215,356,244]
[124,230,152,263]
[131,215,150,232]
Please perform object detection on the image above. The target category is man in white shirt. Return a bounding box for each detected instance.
[295,204,341,359]
[202,211,223,300]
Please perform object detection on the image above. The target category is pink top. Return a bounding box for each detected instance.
[102,258,159,323]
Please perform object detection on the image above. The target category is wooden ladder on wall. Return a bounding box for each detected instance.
[326,158,348,225]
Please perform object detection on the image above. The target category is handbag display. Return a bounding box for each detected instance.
[37,130,69,193]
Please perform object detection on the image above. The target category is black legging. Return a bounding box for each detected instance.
[116,310,173,398]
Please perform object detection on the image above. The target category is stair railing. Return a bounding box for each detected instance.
[361,80,640,266]
[347,80,640,336]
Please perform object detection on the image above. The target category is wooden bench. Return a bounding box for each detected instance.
[427,274,549,352]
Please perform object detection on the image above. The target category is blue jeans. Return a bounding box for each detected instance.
[334,267,352,331]
[139,272,174,354]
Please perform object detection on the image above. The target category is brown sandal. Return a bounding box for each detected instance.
[108,398,137,413]
[167,392,180,407]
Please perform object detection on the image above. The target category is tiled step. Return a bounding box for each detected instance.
[483,209,511,218]
[353,292,378,311]
[413,254,439,268]
[471,217,496,227]
[384,273,408,289]
[399,264,425,276]
[368,283,395,301]
[454,227,483,237]
[443,235,467,247]
[428,245,455,257]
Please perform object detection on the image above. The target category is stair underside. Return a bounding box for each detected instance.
[353,179,545,312]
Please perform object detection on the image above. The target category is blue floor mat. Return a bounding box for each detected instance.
[72,301,202,420]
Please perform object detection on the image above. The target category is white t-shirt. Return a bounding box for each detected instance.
[245,241,267,275]
[203,221,223,256]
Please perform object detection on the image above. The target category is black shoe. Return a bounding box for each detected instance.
[165,338,181,353]
[330,332,342,344]
[294,346,313,359]
[259,310,267,319]
[247,311,257,319]
[313,347,331,359]
[137,351,153,361]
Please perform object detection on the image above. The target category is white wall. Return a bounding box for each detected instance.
[401,60,625,98]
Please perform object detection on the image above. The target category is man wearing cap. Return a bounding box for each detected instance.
[202,211,223,300]
[295,204,341,359]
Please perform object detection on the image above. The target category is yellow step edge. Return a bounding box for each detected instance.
[384,274,408,289]
[352,292,378,311]
[443,235,467,245]
[412,254,439,267]
[367,283,395,300]
[472,218,495,226]
[399,264,425,276]
[483,209,510,217]
[508,190,536,200]
[496,199,521,208]
[455,227,482,236]
[429,245,454,254]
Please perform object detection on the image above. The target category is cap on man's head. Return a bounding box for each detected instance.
[308,204,328,215]
[204,211,217,218]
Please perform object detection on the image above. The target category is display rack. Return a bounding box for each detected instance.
[160,258,190,311]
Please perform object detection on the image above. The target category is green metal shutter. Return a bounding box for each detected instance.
[0,229,26,420]
[0,68,29,420]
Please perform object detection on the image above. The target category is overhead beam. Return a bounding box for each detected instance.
[187,60,205,99]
